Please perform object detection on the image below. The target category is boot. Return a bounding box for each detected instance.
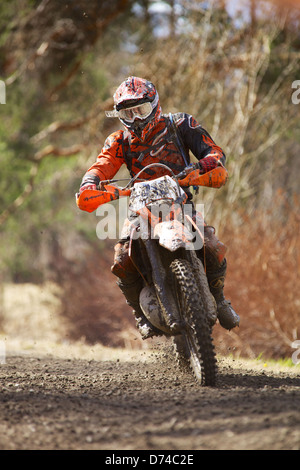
[117,279,162,340]
[206,260,240,330]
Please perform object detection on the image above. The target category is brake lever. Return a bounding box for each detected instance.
[175,165,196,181]
[175,169,187,180]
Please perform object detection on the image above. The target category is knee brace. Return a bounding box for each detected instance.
[111,240,141,284]
[200,225,227,272]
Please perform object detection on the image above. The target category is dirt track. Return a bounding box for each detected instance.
[0,342,299,451]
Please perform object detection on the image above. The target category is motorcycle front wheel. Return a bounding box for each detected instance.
[169,258,217,386]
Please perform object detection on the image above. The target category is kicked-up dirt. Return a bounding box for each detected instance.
[0,342,299,451]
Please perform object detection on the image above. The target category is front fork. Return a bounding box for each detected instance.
[143,238,182,333]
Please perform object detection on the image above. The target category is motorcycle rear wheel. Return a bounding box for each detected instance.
[170,258,217,386]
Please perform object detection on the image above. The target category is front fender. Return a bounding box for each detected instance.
[153,219,194,251]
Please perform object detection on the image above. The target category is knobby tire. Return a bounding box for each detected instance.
[170,258,217,386]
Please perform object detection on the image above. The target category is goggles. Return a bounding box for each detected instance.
[106,93,159,122]
[118,101,154,122]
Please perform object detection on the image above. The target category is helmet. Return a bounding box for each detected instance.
[113,76,162,141]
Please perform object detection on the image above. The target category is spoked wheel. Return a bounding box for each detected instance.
[169,258,217,386]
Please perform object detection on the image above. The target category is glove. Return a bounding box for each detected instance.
[79,182,97,193]
[79,175,100,193]
[195,161,204,174]
[196,156,218,174]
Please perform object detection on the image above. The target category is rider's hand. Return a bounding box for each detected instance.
[79,175,100,193]
[196,156,218,174]
[79,182,97,193]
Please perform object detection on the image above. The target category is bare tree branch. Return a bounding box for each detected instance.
[33,144,84,161]
[30,98,113,144]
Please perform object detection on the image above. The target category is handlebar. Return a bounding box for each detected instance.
[76,163,228,212]
[120,162,227,190]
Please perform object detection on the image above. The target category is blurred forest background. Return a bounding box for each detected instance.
[0,0,299,359]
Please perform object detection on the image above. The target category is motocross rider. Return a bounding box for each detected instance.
[79,76,240,339]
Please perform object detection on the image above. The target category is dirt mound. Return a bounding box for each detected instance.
[0,349,299,450]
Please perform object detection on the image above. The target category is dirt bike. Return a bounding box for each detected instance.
[77,163,228,386]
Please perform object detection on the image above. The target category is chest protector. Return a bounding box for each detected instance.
[121,114,189,180]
